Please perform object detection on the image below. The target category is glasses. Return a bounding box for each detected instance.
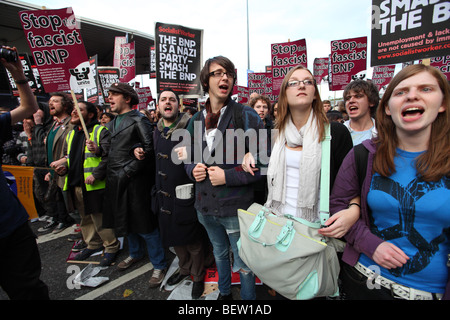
[286,79,316,88]
[209,70,236,79]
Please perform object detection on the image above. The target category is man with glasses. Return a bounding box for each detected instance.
[185,56,264,300]
[343,79,379,145]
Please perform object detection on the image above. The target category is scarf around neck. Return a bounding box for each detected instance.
[265,109,322,222]
[205,98,229,130]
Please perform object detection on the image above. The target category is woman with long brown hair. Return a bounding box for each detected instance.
[329,64,450,300]
[243,65,354,227]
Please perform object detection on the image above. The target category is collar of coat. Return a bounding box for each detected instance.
[157,112,190,139]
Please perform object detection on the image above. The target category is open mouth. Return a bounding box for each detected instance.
[347,105,358,113]
[219,85,229,93]
[402,106,424,118]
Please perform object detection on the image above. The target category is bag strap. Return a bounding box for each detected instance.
[232,102,245,130]
[319,124,331,226]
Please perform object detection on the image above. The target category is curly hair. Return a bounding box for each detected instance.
[343,79,380,118]
[50,92,74,115]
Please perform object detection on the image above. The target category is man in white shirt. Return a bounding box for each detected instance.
[342,79,379,145]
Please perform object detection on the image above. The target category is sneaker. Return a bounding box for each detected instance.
[167,271,189,286]
[74,247,104,261]
[52,222,70,234]
[191,281,204,299]
[38,215,51,222]
[67,225,82,241]
[67,232,82,242]
[100,252,117,267]
[71,224,81,232]
[37,220,57,232]
[148,268,166,288]
[71,240,87,252]
[117,256,142,270]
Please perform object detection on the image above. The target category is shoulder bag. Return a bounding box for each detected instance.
[237,124,341,300]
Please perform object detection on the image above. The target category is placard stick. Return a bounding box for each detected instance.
[70,90,89,140]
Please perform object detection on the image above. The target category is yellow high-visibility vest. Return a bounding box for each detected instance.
[63,124,106,191]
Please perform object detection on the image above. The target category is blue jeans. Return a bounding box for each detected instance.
[127,229,166,270]
[197,211,256,300]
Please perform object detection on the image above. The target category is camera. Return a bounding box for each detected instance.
[0,48,18,62]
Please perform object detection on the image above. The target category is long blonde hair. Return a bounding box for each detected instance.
[374,64,450,181]
[275,65,329,141]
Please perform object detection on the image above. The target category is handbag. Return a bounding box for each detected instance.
[237,124,340,300]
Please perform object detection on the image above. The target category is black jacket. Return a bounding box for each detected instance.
[154,113,205,247]
[102,110,156,236]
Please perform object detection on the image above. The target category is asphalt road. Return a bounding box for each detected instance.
[0,219,275,302]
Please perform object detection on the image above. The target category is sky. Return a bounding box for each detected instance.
[21,0,376,101]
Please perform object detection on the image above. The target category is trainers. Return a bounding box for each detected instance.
[149,268,166,288]
[52,222,70,234]
[167,271,189,286]
[100,252,117,267]
[117,256,142,270]
[71,240,87,252]
[74,247,103,261]
[37,220,57,232]
[38,215,51,222]
[192,281,204,299]
[67,232,82,242]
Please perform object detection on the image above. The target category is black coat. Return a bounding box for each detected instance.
[153,113,205,247]
[102,110,157,236]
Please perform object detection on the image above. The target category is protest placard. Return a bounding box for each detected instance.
[114,36,126,68]
[313,57,329,84]
[98,67,120,103]
[119,42,136,83]
[330,36,367,91]
[86,55,104,105]
[372,64,396,91]
[150,46,156,79]
[19,7,94,93]
[181,97,198,111]
[235,86,249,105]
[248,72,272,97]
[135,86,153,110]
[371,0,450,66]
[155,22,203,95]
[4,53,40,96]
[271,39,307,96]
[422,55,450,80]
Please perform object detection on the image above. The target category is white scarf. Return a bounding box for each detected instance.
[265,110,322,222]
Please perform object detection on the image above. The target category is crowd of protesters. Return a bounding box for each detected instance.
[1,46,449,301]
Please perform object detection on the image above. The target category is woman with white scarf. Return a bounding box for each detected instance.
[243,65,357,237]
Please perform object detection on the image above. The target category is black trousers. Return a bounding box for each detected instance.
[0,222,49,300]
[340,262,395,300]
